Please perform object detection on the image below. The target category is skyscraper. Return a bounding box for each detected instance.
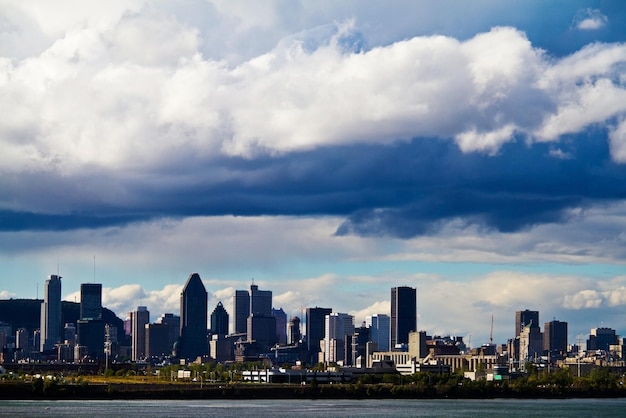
[366,314,390,352]
[515,309,539,337]
[80,283,102,320]
[272,307,287,345]
[287,316,301,345]
[250,284,272,316]
[210,301,229,336]
[233,290,250,334]
[157,313,180,350]
[179,273,208,359]
[40,274,62,351]
[131,306,149,361]
[390,286,416,348]
[233,283,273,343]
[324,312,354,364]
[544,319,568,357]
[306,307,332,364]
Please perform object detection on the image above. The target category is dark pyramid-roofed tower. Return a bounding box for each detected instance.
[179,273,208,359]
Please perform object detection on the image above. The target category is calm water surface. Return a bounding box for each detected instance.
[1,398,625,417]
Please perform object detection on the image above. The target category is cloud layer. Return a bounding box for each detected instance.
[1,7,626,238]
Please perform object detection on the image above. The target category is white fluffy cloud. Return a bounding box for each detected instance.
[574,8,608,31]
[1,7,626,175]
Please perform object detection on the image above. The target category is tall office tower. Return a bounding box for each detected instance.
[324,312,354,364]
[64,323,76,345]
[233,290,250,334]
[179,273,208,359]
[351,324,370,367]
[145,323,170,357]
[287,316,301,345]
[390,286,417,349]
[306,307,332,364]
[515,309,540,337]
[272,307,287,345]
[77,319,105,359]
[544,320,568,357]
[250,284,272,316]
[247,314,277,350]
[40,274,62,351]
[16,328,28,350]
[131,306,150,361]
[587,327,618,352]
[519,323,543,362]
[210,301,229,336]
[366,314,390,352]
[80,283,102,320]
[157,313,181,350]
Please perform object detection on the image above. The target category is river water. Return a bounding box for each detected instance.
[1,398,625,417]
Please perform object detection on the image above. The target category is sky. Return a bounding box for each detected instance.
[1,0,626,348]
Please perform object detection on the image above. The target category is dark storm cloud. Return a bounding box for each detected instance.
[3,129,625,238]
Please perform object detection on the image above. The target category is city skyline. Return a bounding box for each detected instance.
[1,1,626,349]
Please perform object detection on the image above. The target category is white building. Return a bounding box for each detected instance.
[324,313,354,364]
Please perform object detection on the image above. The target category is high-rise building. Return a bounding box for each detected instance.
[544,320,568,357]
[233,283,274,343]
[157,313,180,350]
[64,323,76,345]
[587,327,618,352]
[247,314,277,350]
[250,284,272,316]
[80,283,102,320]
[287,316,301,345]
[351,323,370,367]
[306,307,332,364]
[272,307,287,345]
[40,274,62,351]
[146,323,170,357]
[366,314,390,352]
[519,323,543,362]
[16,328,28,350]
[515,310,539,337]
[179,273,208,359]
[77,319,105,360]
[233,290,250,334]
[131,306,149,361]
[324,312,354,364]
[210,301,229,336]
[390,286,416,348]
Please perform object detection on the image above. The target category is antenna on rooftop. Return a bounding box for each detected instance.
[490,314,494,344]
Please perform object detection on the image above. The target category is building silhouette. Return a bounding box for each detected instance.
[587,327,618,352]
[179,273,208,359]
[391,286,416,348]
[366,314,390,352]
[157,313,180,351]
[544,319,568,358]
[272,307,287,345]
[80,283,102,320]
[306,307,332,364]
[131,306,149,361]
[233,290,250,334]
[250,284,272,316]
[515,309,539,337]
[351,323,370,367]
[146,322,170,357]
[40,274,62,351]
[287,316,301,345]
[210,301,229,336]
[76,282,104,360]
[324,312,354,364]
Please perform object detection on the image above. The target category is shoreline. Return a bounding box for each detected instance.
[2,382,626,400]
